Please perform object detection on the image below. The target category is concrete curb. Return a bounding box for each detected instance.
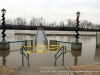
[13,67,21,75]
[65,66,74,75]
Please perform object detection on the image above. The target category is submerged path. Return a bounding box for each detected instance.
[15,31,96,36]
[13,66,74,75]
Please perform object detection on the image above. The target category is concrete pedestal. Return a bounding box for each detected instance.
[49,40,57,51]
[71,42,82,50]
[0,42,10,50]
[49,40,57,45]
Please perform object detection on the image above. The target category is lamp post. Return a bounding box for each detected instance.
[1,8,6,42]
[75,11,80,43]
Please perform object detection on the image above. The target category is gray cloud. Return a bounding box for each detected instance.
[0,0,100,24]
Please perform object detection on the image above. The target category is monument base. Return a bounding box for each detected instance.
[49,40,57,51]
[71,42,82,50]
[96,44,100,47]
[0,42,10,50]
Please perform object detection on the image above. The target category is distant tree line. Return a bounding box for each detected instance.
[0,17,100,31]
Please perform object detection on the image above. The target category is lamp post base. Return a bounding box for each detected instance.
[71,42,82,50]
[75,39,79,43]
[0,42,10,50]
[1,38,6,42]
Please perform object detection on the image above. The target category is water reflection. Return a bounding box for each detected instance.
[71,50,82,66]
[94,47,100,62]
[67,35,94,42]
[0,33,96,67]
[0,50,10,65]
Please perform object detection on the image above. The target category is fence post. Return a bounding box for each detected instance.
[54,54,56,66]
[22,46,24,67]
[62,46,64,66]
[28,54,29,67]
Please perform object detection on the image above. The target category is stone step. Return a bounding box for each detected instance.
[13,66,74,75]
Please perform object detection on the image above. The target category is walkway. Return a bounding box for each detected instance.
[13,66,74,75]
[34,28,48,51]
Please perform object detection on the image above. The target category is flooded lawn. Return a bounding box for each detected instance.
[0,30,100,67]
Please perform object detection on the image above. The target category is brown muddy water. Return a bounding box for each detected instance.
[0,30,100,67]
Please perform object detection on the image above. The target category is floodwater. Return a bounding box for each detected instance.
[0,30,100,67]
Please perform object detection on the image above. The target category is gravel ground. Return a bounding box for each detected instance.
[0,62,100,75]
[69,62,100,75]
[0,66,15,75]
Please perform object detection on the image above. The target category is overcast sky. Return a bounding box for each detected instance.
[0,0,100,24]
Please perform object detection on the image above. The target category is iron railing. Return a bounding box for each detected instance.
[54,45,66,66]
[20,45,30,67]
[54,41,72,66]
[8,40,28,67]
[57,41,72,44]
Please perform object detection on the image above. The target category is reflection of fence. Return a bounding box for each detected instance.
[94,56,100,62]
[0,32,15,41]
[96,32,100,47]
[9,40,33,52]
[94,48,100,62]
[9,40,25,51]
[57,41,72,51]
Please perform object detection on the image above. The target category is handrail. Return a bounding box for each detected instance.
[54,45,66,66]
[20,45,30,67]
[9,40,28,66]
[55,46,64,56]
[57,41,72,44]
[9,40,26,43]
[42,28,48,41]
[19,45,59,48]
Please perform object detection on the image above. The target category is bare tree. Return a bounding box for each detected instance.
[59,21,64,27]
[71,20,76,27]
[66,19,72,27]
[13,17,27,25]
[53,21,56,27]
[30,17,37,26]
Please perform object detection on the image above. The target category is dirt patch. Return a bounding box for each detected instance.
[69,62,100,75]
[0,66,16,75]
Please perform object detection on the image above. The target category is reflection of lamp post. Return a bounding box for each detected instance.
[0,50,10,66]
[71,50,81,66]
[75,11,80,43]
[2,56,7,65]
[1,8,6,42]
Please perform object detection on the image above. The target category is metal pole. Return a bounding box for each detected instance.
[28,54,30,67]
[22,53,24,67]
[1,13,6,42]
[54,54,56,66]
[22,46,24,67]
[62,47,64,66]
[75,16,79,43]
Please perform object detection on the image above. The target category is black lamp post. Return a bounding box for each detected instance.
[1,8,6,42]
[75,11,80,43]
